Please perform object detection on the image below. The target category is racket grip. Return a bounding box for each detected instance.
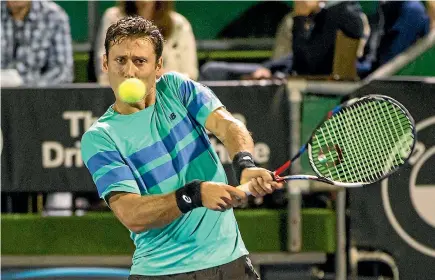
[237,182,252,196]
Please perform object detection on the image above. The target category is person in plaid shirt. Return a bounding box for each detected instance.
[1,1,73,86]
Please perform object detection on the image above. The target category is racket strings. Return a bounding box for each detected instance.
[385,100,414,158]
[354,100,411,179]
[311,99,413,183]
[316,128,342,180]
[336,104,381,182]
[330,111,364,181]
[352,101,410,179]
[321,123,349,181]
[314,105,376,182]
[343,105,380,181]
[330,109,369,181]
[362,101,399,179]
[372,101,407,169]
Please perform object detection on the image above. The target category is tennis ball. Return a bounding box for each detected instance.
[118,78,147,103]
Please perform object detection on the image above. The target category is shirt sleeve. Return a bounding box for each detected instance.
[81,130,141,204]
[167,72,223,127]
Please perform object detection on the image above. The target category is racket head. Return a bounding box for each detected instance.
[308,95,416,187]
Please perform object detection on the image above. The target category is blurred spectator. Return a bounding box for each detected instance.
[428,1,435,30]
[0,0,73,86]
[95,0,198,84]
[200,1,368,81]
[272,12,294,60]
[199,11,295,81]
[373,1,430,69]
[291,1,367,76]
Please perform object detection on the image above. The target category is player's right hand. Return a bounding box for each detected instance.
[240,167,284,197]
[200,181,247,212]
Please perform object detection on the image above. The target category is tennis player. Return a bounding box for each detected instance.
[81,16,283,280]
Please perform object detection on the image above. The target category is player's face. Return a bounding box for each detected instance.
[103,36,162,98]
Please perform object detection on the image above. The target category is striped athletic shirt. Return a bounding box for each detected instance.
[81,72,248,276]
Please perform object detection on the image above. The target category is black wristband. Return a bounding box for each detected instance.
[232,151,256,184]
[175,180,204,213]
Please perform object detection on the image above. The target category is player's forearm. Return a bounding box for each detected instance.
[206,108,254,160]
[118,193,182,233]
[220,120,254,160]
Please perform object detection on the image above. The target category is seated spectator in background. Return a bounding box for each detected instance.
[0,0,73,86]
[428,1,435,30]
[200,1,368,81]
[199,10,295,81]
[272,12,294,60]
[291,0,367,76]
[372,1,430,70]
[95,0,198,84]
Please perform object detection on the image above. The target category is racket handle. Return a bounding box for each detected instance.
[237,182,252,196]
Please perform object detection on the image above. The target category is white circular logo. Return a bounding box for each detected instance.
[182,195,192,203]
[410,145,435,227]
[382,116,435,257]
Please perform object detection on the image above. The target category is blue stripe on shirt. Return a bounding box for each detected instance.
[87,151,124,175]
[187,92,211,119]
[141,136,208,187]
[179,80,195,106]
[95,166,135,195]
[124,157,148,194]
[129,116,197,168]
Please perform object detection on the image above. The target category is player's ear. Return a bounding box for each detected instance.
[102,54,108,73]
[156,56,163,71]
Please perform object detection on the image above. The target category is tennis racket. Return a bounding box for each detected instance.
[237,94,416,194]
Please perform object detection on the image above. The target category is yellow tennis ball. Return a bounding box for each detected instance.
[118,78,147,103]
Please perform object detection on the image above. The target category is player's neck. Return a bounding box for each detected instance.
[114,91,156,115]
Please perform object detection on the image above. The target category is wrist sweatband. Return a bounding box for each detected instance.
[232,151,256,184]
[175,180,204,213]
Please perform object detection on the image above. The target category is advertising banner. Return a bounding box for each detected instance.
[1,83,290,192]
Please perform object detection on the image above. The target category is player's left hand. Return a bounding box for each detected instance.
[240,167,284,197]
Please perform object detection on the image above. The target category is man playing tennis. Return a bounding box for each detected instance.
[81,17,283,279]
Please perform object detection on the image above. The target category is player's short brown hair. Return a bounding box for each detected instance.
[105,16,164,62]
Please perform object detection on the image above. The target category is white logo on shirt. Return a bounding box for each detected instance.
[182,195,192,203]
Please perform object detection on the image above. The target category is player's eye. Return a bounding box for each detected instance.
[135,59,146,65]
[116,57,125,64]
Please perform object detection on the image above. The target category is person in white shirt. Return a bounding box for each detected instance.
[95,0,198,84]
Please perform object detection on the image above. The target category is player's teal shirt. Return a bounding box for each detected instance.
[81,72,248,276]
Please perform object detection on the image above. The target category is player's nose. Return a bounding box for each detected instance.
[123,60,137,79]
